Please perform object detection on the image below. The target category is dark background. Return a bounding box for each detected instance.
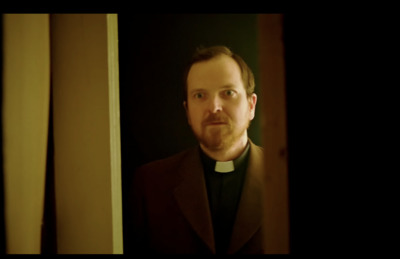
[118,13,306,253]
[117,13,352,254]
[117,14,265,254]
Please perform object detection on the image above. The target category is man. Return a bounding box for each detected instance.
[129,46,266,254]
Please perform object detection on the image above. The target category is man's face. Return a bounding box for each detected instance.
[185,54,257,152]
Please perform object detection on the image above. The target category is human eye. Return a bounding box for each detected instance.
[224,89,236,97]
[193,92,205,99]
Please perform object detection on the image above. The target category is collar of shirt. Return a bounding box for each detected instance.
[199,141,250,173]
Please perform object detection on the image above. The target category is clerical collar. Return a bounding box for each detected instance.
[199,141,250,173]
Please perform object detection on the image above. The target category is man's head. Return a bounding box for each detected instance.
[183,46,255,103]
[183,46,257,156]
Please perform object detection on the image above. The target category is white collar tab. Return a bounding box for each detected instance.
[215,160,235,173]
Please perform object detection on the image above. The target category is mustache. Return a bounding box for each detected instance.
[202,114,229,126]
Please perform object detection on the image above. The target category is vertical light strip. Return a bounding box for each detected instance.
[52,14,117,253]
[2,14,50,254]
[258,14,290,254]
[106,13,124,254]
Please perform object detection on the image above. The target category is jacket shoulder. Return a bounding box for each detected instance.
[133,147,197,182]
[137,148,193,171]
[132,147,198,194]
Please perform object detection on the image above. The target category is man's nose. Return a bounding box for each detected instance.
[209,95,222,113]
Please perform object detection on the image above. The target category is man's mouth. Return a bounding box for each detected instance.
[205,121,227,126]
[202,114,229,127]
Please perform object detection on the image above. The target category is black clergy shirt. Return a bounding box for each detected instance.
[199,142,250,254]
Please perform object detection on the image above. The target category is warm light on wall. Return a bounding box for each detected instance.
[2,13,51,254]
[2,13,123,254]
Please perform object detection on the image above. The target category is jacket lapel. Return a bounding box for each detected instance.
[227,141,265,254]
[173,147,216,254]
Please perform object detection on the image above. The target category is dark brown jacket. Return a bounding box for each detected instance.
[129,140,266,254]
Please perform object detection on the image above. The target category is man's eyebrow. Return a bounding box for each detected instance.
[189,88,207,94]
[189,84,238,94]
[220,84,239,90]
[221,84,234,88]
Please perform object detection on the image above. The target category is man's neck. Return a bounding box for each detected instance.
[200,134,249,161]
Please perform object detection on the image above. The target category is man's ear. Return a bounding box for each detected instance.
[249,93,257,120]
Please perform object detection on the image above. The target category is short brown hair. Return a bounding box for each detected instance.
[183,45,255,102]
